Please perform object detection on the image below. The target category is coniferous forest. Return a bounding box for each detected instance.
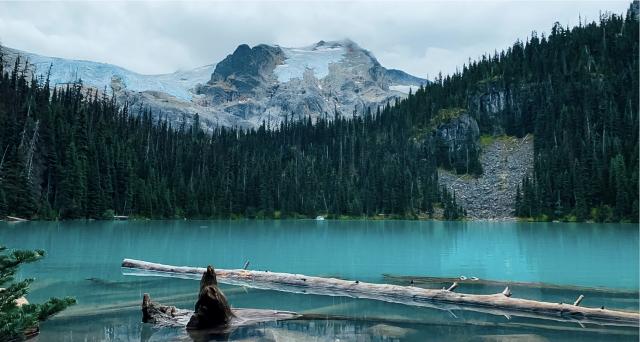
[0,10,637,222]
[401,10,638,222]
[0,55,462,220]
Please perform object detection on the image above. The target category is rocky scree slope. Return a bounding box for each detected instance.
[428,77,540,219]
[439,135,534,220]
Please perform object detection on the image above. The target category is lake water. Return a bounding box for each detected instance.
[1,220,638,341]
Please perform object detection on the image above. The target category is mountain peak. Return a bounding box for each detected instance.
[312,39,355,50]
[3,40,427,129]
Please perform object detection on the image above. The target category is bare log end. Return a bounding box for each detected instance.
[447,282,459,292]
[573,294,585,306]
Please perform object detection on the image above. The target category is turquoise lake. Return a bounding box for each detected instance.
[1,220,638,341]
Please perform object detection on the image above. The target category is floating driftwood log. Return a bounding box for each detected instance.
[122,259,639,327]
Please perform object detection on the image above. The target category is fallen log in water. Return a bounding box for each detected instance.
[121,259,640,327]
[139,293,638,338]
[383,274,639,296]
[5,216,28,222]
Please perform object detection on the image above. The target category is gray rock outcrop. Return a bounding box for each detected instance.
[200,44,285,102]
[193,40,427,128]
[432,113,482,175]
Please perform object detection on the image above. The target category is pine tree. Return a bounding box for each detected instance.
[0,246,75,341]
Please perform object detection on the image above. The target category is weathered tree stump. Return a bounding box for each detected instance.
[186,265,235,329]
[140,264,302,331]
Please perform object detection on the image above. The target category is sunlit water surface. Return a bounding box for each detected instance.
[1,220,638,341]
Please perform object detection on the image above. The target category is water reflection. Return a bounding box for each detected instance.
[513,222,638,288]
[43,307,639,342]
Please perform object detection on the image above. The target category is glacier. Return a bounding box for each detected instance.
[7,48,214,101]
[275,43,346,82]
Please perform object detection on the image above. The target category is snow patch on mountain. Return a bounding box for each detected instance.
[275,43,346,82]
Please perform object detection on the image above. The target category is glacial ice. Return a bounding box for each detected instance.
[274,45,346,83]
[20,52,214,101]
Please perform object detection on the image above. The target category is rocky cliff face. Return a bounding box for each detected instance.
[468,81,508,133]
[413,104,533,219]
[2,40,427,130]
[467,78,540,137]
[194,39,428,127]
[431,112,482,175]
[200,44,285,102]
[431,82,537,218]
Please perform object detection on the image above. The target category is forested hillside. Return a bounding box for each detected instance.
[403,9,638,222]
[0,8,636,222]
[0,53,464,220]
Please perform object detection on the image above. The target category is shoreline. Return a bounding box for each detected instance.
[1,215,635,224]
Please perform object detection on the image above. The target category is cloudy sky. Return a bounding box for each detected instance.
[0,1,631,79]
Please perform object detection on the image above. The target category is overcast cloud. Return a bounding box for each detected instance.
[0,1,631,79]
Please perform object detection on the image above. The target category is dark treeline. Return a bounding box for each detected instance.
[399,10,638,222]
[0,52,465,220]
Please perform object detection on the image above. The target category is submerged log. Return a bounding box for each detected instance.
[383,274,639,296]
[122,259,640,327]
[142,293,191,327]
[446,282,459,292]
[139,293,638,340]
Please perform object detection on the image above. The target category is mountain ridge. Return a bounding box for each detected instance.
[1,40,427,129]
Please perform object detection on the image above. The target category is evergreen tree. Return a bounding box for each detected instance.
[0,246,75,341]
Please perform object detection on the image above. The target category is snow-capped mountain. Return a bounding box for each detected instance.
[2,40,427,129]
